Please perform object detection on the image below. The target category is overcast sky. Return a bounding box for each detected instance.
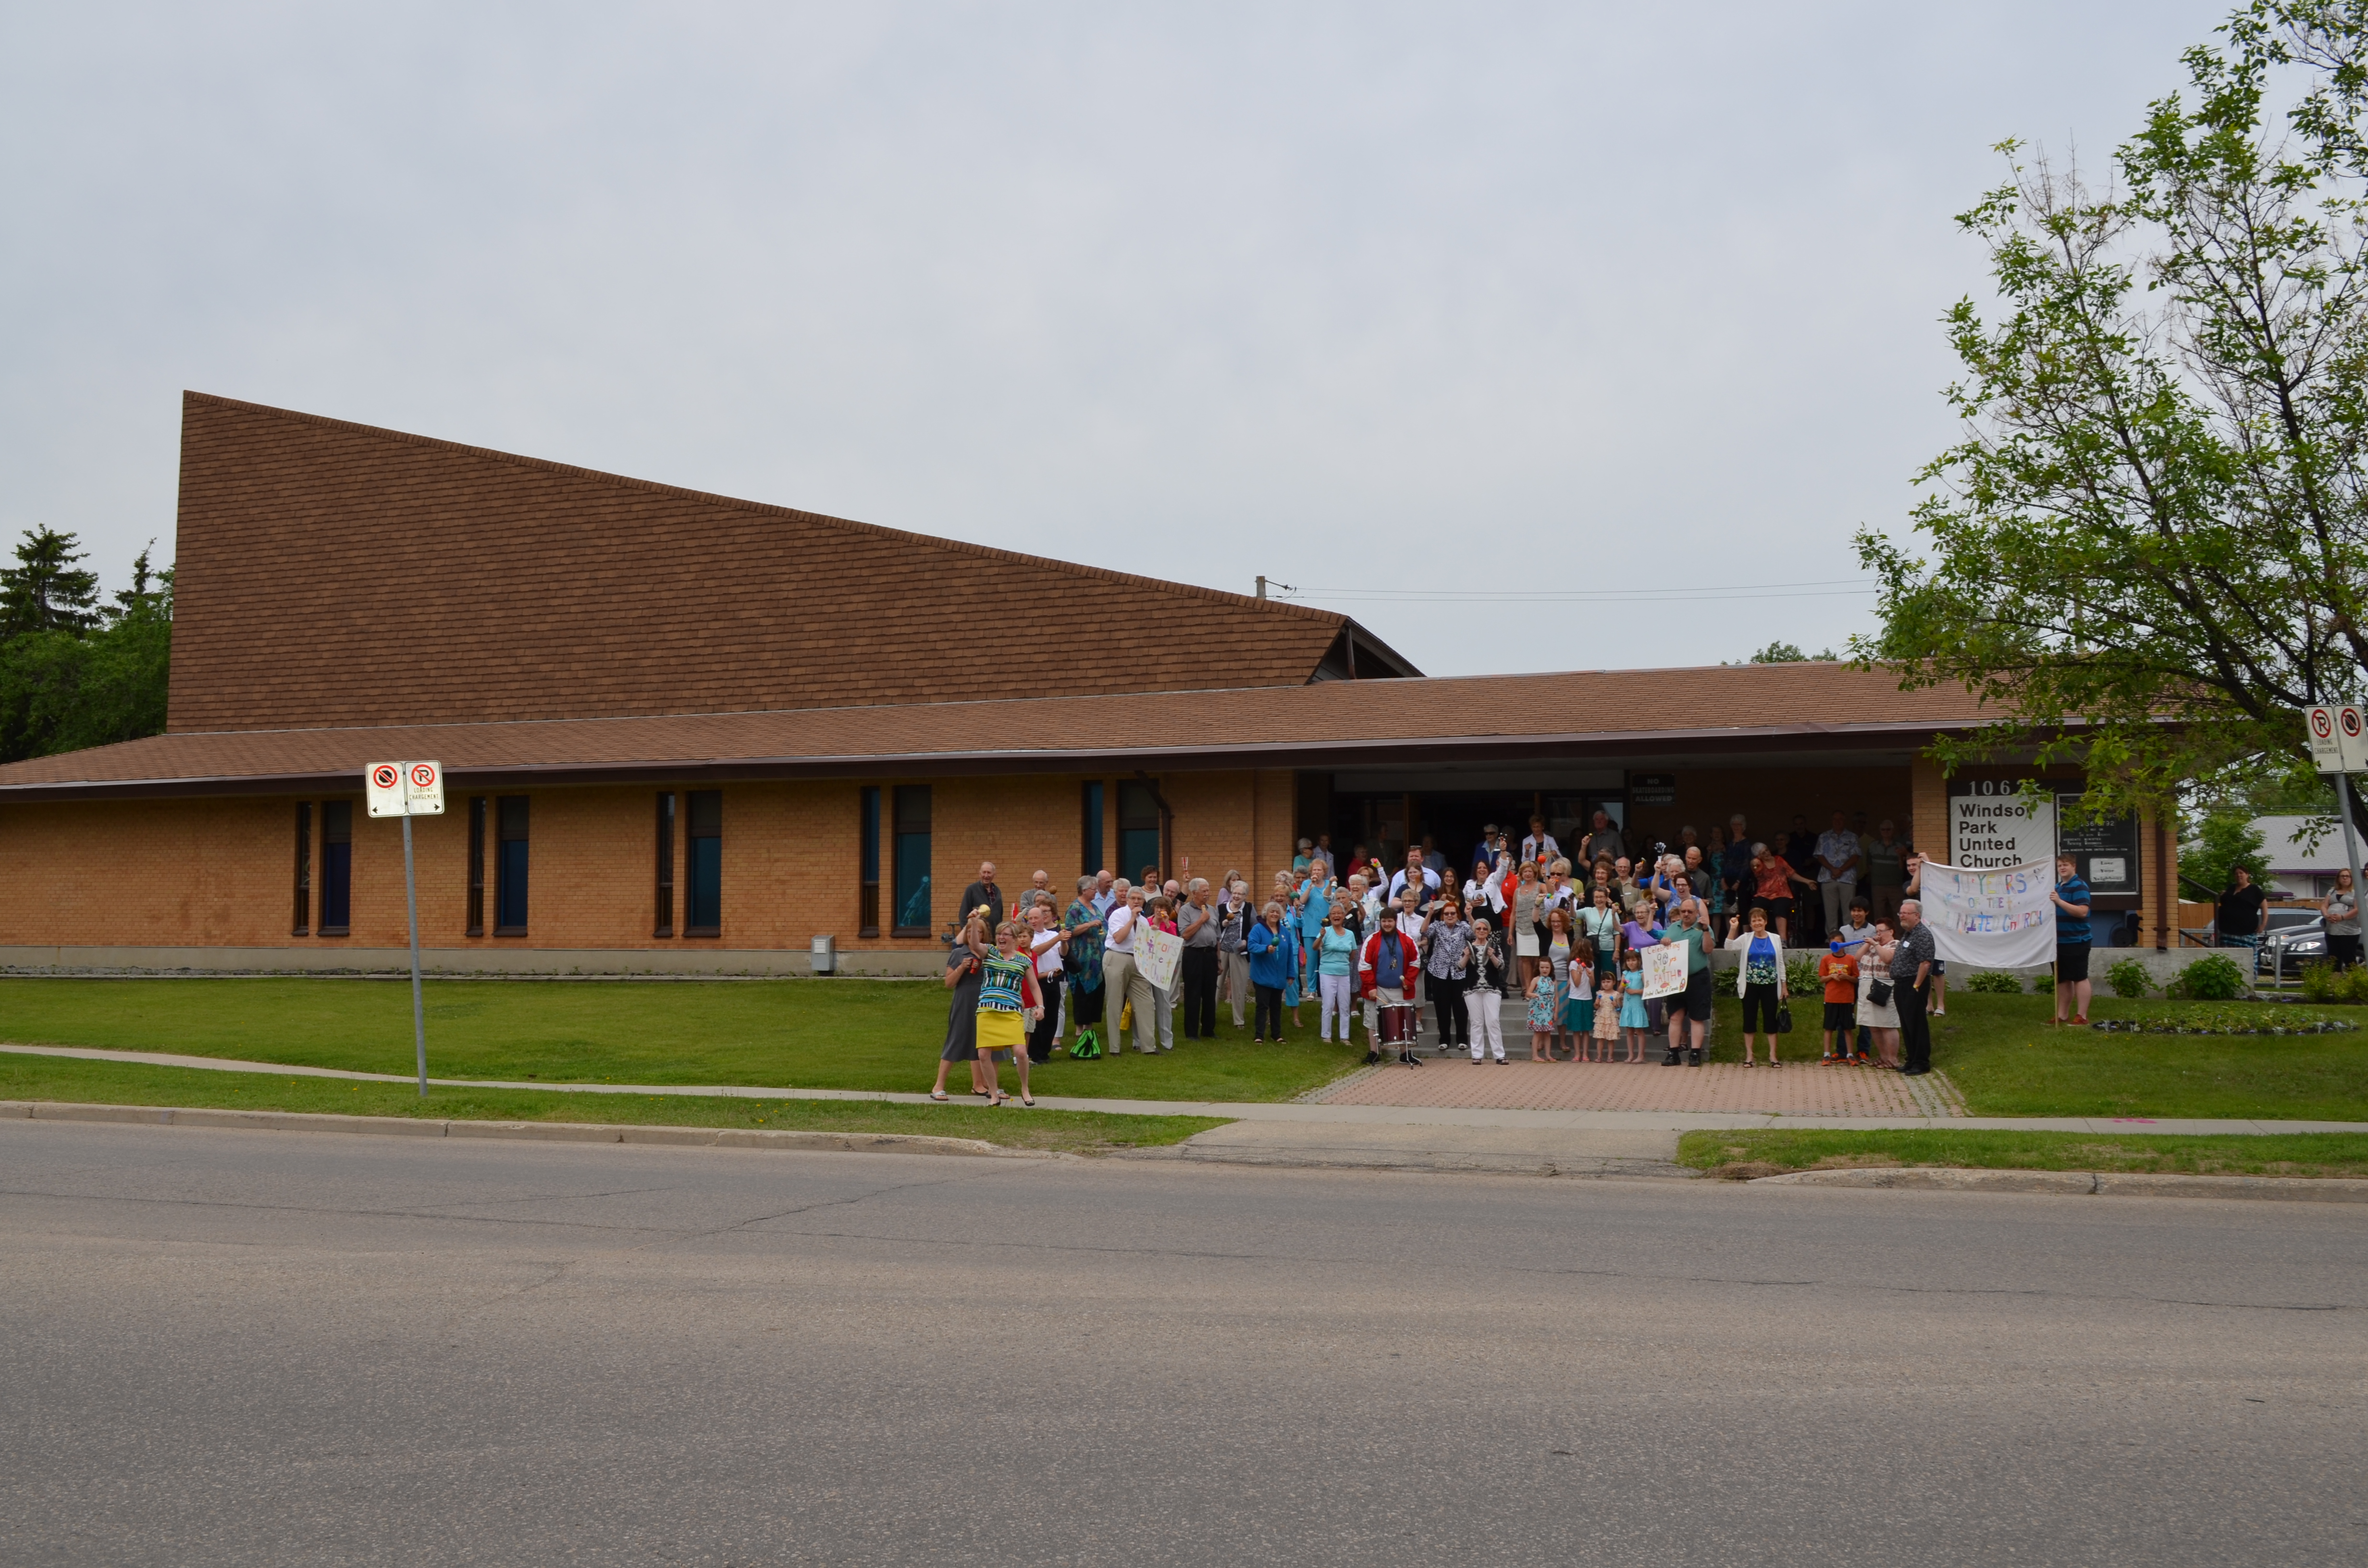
[1,1,2232,677]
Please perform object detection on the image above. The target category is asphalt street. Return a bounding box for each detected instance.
[2,1121,2363,1566]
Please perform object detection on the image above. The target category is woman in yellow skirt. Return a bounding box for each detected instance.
[975,920,1043,1107]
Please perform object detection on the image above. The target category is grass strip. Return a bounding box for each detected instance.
[1677,1127,2368,1182]
[0,977,1359,1104]
[0,1053,1224,1156]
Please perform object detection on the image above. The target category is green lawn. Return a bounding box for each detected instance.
[0,1052,1222,1155]
[1677,1127,2368,1180]
[0,977,1361,1103]
[6,977,2368,1122]
[1921,992,2368,1121]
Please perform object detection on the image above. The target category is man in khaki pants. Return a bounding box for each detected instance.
[1100,882,1160,1054]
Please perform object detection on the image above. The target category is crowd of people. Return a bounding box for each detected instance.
[931,808,1961,1096]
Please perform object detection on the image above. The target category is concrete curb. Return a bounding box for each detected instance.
[1754,1166,2368,1202]
[0,1100,1048,1160]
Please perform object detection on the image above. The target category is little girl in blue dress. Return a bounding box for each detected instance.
[1617,949,1651,1063]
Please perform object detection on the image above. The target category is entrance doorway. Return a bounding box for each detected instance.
[1332,788,1627,879]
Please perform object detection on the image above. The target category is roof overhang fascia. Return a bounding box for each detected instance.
[0,718,2026,803]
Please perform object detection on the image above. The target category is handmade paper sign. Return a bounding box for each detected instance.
[1136,924,1183,991]
[1640,942,1689,1000]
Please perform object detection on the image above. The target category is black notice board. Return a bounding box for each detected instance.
[2056,795,2141,895]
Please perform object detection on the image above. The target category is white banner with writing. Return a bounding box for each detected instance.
[1917,859,2058,968]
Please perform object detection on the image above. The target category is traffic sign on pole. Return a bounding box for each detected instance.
[367,759,444,818]
[364,760,441,1094]
[2308,706,2343,773]
[2342,707,2368,773]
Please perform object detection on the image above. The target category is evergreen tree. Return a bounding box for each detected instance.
[0,527,102,636]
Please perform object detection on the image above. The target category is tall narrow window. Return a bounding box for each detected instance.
[892,785,932,935]
[654,793,677,938]
[1118,780,1161,887]
[321,800,353,935]
[1081,780,1104,877]
[291,802,312,936]
[495,796,529,935]
[686,790,722,936]
[466,796,487,937]
[859,786,882,937]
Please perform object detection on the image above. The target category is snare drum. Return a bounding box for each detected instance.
[1376,1001,1418,1046]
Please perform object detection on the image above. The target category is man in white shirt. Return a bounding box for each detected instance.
[1024,902,1066,1062]
[1099,883,1159,1055]
[1814,810,1863,937]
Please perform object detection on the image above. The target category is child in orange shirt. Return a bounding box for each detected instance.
[1818,940,1859,1063]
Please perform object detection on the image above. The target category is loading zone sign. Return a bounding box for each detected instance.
[366,760,446,818]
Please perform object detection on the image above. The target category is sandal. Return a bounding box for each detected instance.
[1019,1094,1034,1107]
[929,1090,950,1102]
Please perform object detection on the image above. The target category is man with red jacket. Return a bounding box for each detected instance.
[1359,914,1423,1067]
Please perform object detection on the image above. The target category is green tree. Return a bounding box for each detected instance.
[2182,810,2273,896]
[0,534,172,762]
[1856,1,2368,833]
[1750,640,1837,663]
[0,526,101,636]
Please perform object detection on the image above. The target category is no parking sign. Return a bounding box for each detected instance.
[365,760,446,818]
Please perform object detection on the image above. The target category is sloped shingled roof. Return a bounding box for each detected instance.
[0,663,1993,799]
[167,393,1410,734]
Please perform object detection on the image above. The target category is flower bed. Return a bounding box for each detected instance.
[2090,1005,2359,1037]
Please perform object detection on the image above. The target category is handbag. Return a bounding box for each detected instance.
[1868,979,1894,1007]
[1775,1004,1794,1034]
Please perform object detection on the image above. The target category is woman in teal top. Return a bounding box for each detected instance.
[1315,901,1361,1045]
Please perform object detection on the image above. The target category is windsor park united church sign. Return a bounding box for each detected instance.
[1947,779,2141,894]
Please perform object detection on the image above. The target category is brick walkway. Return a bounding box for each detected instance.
[1303,1056,1966,1117]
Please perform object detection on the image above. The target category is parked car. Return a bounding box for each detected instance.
[2257,908,2327,976]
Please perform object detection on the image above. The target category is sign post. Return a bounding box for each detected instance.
[2306,709,2368,961]
[367,761,445,1095]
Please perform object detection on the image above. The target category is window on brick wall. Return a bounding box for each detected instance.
[892,785,931,935]
[466,796,487,937]
[495,796,529,935]
[321,800,353,935]
[654,793,677,938]
[859,786,881,937]
[1081,780,1104,877]
[686,790,722,936]
[292,802,312,936]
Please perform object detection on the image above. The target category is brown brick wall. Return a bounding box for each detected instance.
[0,768,1298,961]
[14,761,2173,965]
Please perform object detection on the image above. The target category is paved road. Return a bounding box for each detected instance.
[3,1123,2364,1566]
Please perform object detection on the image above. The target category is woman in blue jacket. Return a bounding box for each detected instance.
[1247,900,1298,1042]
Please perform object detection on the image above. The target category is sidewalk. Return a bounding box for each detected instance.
[1307,1057,1967,1117]
[5,1041,2362,1136]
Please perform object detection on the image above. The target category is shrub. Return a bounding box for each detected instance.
[2032,969,2055,993]
[2302,960,2342,1003]
[2168,953,2248,1001]
[1784,956,1820,999]
[1964,970,2023,994]
[2104,957,2155,999]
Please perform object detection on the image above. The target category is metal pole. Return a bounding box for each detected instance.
[403,807,427,1096]
[2338,772,2367,969]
